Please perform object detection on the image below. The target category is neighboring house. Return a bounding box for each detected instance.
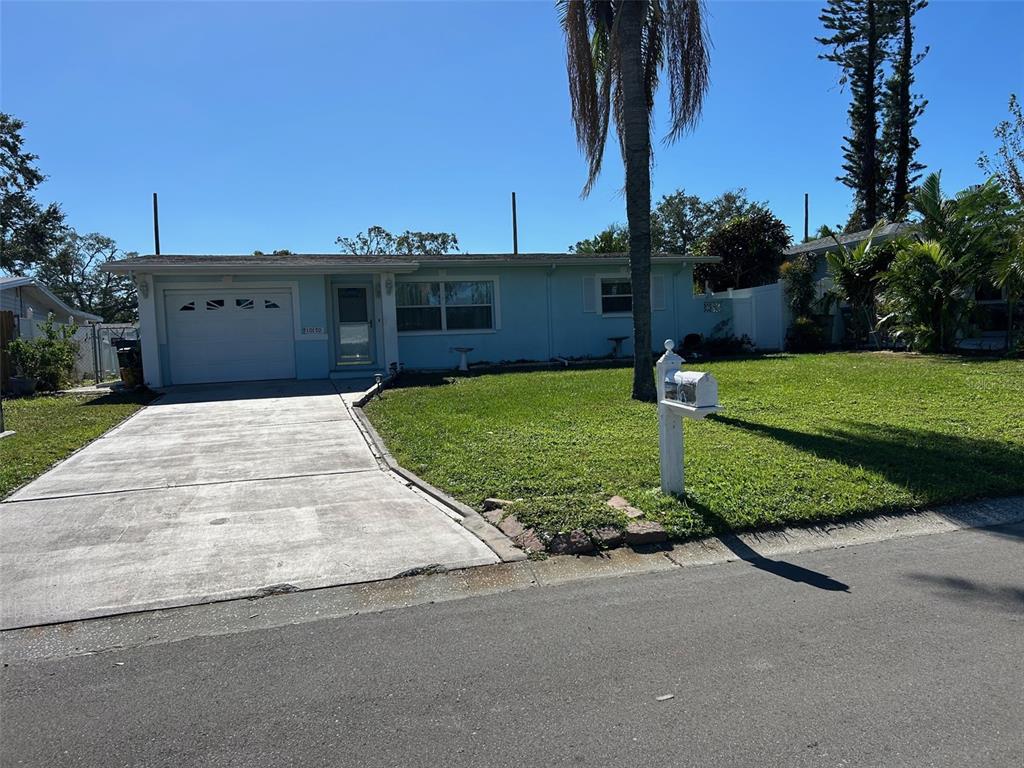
[783,222,917,282]
[0,275,103,335]
[102,252,720,388]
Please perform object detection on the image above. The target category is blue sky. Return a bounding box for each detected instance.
[2,1,1022,256]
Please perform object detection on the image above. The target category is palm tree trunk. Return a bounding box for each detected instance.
[618,0,656,402]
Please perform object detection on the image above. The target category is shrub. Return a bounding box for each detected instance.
[786,316,826,353]
[7,317,79,391]
[703,334,753,356]
[781,255,817,317]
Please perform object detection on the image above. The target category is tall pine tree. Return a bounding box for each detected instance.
[819,0,927,229]
[819,0,889,230]
[880,0,928,221]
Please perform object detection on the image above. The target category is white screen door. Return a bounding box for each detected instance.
[336,286,374,365]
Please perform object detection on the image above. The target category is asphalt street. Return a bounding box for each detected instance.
[2,522,1021,767]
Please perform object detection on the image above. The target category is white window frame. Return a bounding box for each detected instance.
[396,276,501,335]
[598,275,633,317]
[591,272,669,317]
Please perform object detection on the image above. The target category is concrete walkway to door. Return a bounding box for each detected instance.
[0,380,500,629]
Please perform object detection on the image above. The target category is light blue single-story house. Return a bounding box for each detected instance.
[104,252,721,388]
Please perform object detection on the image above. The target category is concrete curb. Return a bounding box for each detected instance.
[341,385,527,564]
[5,498,1020,663]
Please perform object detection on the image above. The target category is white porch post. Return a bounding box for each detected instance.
[135,273,162,388]
[379,272,400,373]
[655,340,684,495]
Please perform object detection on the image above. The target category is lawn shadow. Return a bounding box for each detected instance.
[712,416,1024,524]
[685,499,851,592]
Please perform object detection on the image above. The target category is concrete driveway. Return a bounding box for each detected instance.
[0,380,499,629]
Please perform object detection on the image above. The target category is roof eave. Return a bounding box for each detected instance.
[102,262,422,275]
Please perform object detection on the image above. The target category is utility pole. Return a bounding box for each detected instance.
[511,192,518,255]
[804,193,810,242]
[153,192,161,255]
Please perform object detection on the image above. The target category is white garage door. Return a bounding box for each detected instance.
[165,291,296,385]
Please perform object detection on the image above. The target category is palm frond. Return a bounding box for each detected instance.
[663,0,710,142]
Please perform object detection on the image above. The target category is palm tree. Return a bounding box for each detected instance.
[560,0,710,401]
[876,172,1014,351]
[824,223,895,348]
[992,233,1024,352]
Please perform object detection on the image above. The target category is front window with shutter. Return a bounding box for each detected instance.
[600,279,632,314]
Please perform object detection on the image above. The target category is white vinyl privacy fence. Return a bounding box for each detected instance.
[712,282,788,351]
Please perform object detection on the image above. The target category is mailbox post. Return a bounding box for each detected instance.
[655,339,721,495]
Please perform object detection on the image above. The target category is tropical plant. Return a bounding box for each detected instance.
[876,172,1015,351]
[560,0,710,401]
[7,316,79,391]
[824,223,894,347]
[992,232,1024,352]
[877,239,980,352]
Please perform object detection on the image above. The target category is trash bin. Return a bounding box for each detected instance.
[113,338,144,388]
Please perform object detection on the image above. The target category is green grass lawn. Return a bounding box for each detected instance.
[365,353,1024,539]
[0,391,154,499]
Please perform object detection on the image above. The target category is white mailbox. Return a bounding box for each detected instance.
[655,340,722,495]
[671,370,719,409]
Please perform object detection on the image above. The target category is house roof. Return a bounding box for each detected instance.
[101,251,717,274]
[0,275,104,322]
[785,222,915,257]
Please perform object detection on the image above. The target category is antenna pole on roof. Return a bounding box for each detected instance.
[804,193,809,242]
[152,192,161,256]
[511,192,519,256]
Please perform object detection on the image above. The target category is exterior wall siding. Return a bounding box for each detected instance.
[396,264,720,370]
[148,263,721,383]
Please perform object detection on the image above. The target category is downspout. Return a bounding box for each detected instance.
[545,263,555,360]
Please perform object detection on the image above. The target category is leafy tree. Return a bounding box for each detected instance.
[695,207,791,291]
[560,0,710,402]
[880,0,928,220]
[0,113,65,275]
[652,188,754,254]
[979,93,1024,207]
[336,225,459,255]
[252,249,294,256]
[570,223,629,253]
[34,231,139,322]
[570,188,767,287]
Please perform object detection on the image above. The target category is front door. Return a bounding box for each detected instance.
[335,285,374,366]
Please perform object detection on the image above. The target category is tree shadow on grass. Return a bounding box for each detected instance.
[713,416,1024,513]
